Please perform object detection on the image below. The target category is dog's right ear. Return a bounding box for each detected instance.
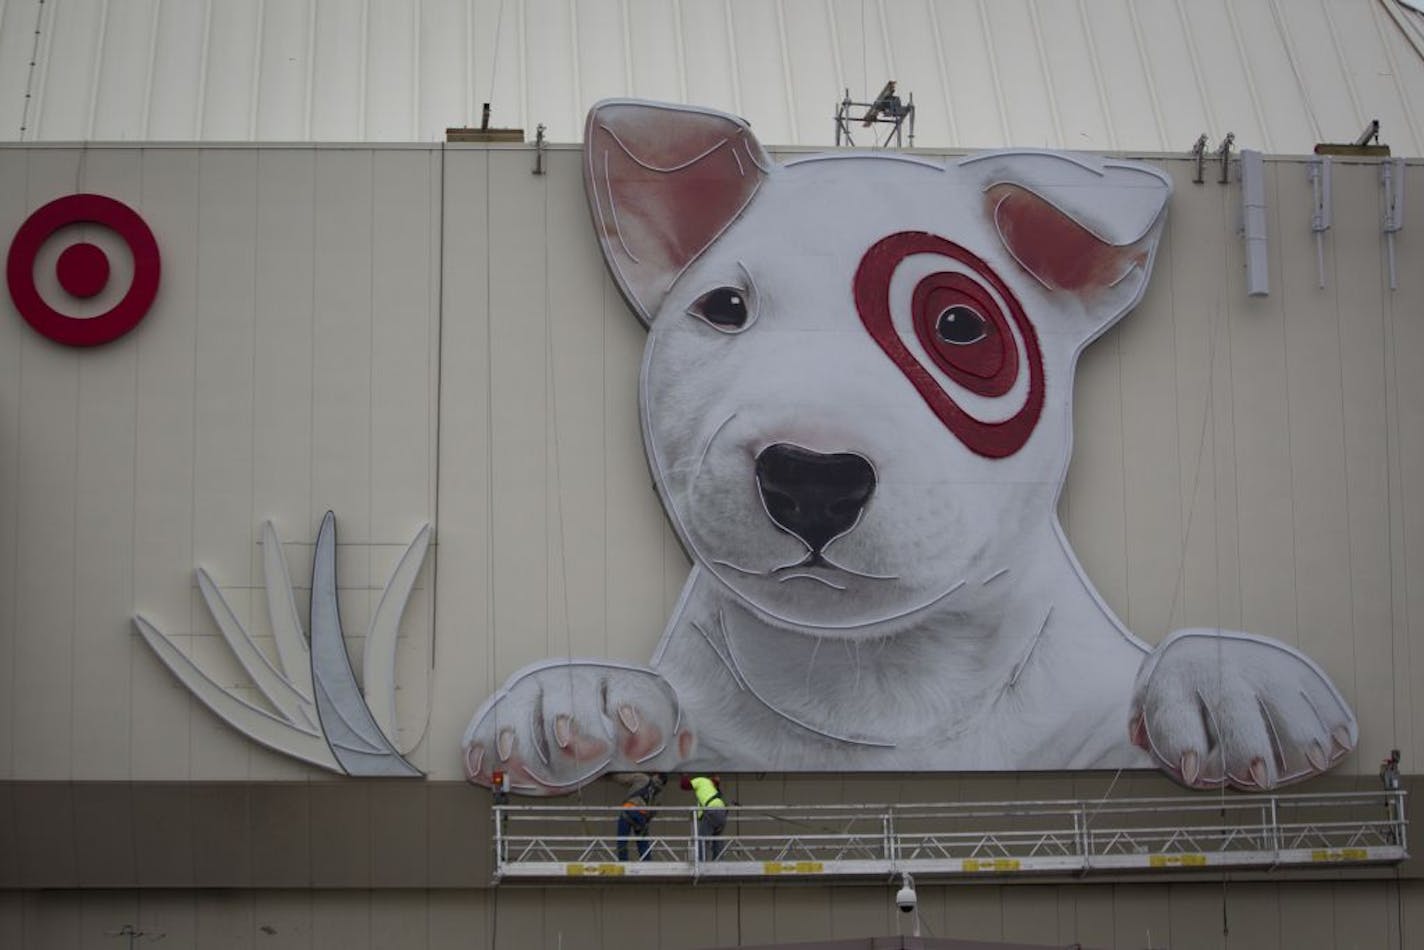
[584,100,771,326]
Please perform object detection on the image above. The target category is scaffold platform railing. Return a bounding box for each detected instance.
[492,790,1407,882]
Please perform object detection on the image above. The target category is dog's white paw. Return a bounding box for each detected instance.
[1130,629,1357,790]
[461,662,690,795]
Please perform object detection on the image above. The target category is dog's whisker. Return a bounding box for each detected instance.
[775,572,846,591]
[817,554,898,581]
[712,558,771,577]
[981,567,1010,585]
[771,554,813,573]
[692,411,737,481]
[805,638,821,700]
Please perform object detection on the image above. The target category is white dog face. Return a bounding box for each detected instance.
[586,101,1171,633]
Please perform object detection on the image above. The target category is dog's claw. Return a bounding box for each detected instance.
[497,727,515,762]
[1248,756,1269,789]
[553,714,573,749]
[465,743,484,779]
[1180,749,1200,786]
[1129,710,1149,750]
[1306,740,1328,772]
[1331,726,1353,756]
[618,703,640,734]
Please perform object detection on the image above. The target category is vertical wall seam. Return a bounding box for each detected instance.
[247,150,261,769]
[188,150,204,779]
[303,0,316,139]
[1127,0,1169,152]
[484,152,495,692]
[1326,169,1361,734]
[1368,0,1424,156]
[1221,0,1273,151]
[621,0,633,96]
[1172,0,1216,135]
[68,163,81,782]
[140,0,161,139]
[1222,183,1242,632]
[464,0,473,125]
[925,0,958,146]
[359,0,369,140]
[1163,166,1189,633]
[1269,168,1300,643]
[85,0,111,140]
[1026,0,1063,148]
[1267,0,1323,142]
[1076,0,1117,150]
[775,0,798,145]
[195,0,213,138]
[5,150,26,779]
[250,0,266,140]
[0,0,7,128]
[824,0,844,105]
[599,178,608,658]
[516,0,528,139]
[672,0,688,104]
[542,144,562,659]
[429,144,444,659]
[1380,165,1410,746]
[128,151,145,782]
[1319,0,1365,132]
[975,0,1010,146]
[1115,295,1131,628]
[875,0,895,98]
[411,0,420,140]
[570,0,582,128]
[25,0,57,141]
[367,150,376,667]
[725,0,742,118]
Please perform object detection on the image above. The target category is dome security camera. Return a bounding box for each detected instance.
[895,873,917,913]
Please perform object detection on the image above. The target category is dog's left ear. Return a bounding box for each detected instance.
[962,151,1172,335]
[584,100,772,325]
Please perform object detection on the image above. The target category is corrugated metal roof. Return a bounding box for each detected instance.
[2,0,1423,154]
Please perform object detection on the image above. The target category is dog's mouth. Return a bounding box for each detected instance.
[713,551,898,590]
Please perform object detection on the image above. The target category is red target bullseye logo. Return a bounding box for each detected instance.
[6,194,160,347]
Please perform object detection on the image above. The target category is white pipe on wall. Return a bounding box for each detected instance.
[1383,157,1406,291]
[1309,156,1332,289]
[1242,149,1270,297]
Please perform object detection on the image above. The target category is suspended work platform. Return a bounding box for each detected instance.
[492,790,1407,882]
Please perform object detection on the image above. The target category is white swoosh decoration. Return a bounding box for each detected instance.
[134,513,432,777]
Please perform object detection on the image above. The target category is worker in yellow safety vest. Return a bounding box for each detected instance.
[686,775,727,860]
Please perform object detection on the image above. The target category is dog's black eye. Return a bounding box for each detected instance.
[935,306,988,345]
[688,286,750,330]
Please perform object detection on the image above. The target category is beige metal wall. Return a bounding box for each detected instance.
[1,140,1423,950]
[0,144,1421,789]
[0,144,442,781]
[0,878,1420,948]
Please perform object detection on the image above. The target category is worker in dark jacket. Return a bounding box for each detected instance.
[687,774,728,860]
[614,772,667,861]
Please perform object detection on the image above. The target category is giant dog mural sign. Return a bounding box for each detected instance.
[461,100,1358,794]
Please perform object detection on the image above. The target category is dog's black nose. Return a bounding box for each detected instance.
[754,443,876,552]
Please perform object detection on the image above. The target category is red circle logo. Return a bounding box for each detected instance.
[854,231,1044,459]
[6,194,161,347]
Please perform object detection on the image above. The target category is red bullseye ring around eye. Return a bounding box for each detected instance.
[6,194,160,347]
[854,231,1044,459]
